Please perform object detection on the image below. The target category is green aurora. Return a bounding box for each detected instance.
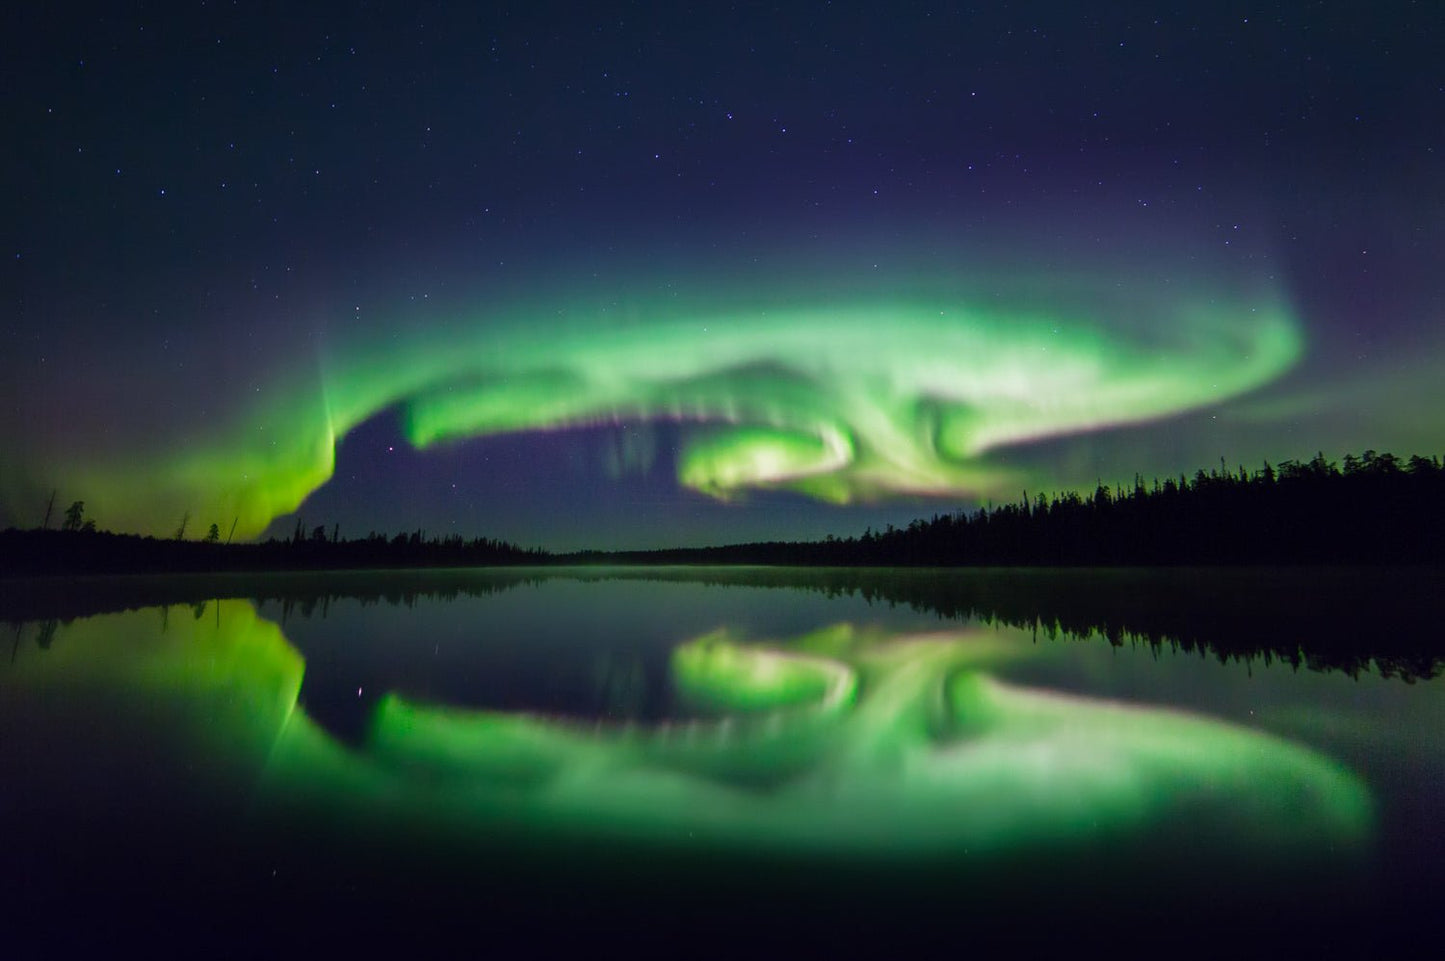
[6,276,1303,539]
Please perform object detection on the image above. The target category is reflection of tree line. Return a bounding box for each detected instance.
[8,595,224,664]
[583,566,1444,682]
[0,569,548,623]
[577,451,1445,566]
[5,566,1439,682]
[261,576,539,625]
[9,618,58,664]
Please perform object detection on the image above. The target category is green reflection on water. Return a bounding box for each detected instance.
[3,604,1372,880]
[2,603,303,799]
[256,619,1371,877]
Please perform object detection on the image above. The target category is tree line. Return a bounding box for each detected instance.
[0,522,544,576]
[574,449,1445,566]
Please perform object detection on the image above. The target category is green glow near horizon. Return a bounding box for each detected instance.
[6,276,1304,538]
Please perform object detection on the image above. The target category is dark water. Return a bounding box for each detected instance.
[2,567,1441,951]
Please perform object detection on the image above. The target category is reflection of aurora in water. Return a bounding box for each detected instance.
[12,279,1302,539]
[2,602,1369,875]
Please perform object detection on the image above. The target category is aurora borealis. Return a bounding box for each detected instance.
[8,279,1305,542]
[5,3,1443,548]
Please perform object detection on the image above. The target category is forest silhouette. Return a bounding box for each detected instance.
[575,449,1445,566]
[0,524,543,575]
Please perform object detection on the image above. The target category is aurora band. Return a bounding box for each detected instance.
[4,606,1370,869]
[7,275,1303,538]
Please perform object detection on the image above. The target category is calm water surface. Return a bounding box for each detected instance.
[2,566,1440,950]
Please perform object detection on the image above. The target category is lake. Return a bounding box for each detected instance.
[2,566,1441,951]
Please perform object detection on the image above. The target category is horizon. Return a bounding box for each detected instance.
[13,444,1439,556]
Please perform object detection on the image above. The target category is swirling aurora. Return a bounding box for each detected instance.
[4,276,1302,542]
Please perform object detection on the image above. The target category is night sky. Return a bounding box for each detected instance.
[4,2,1442,550]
